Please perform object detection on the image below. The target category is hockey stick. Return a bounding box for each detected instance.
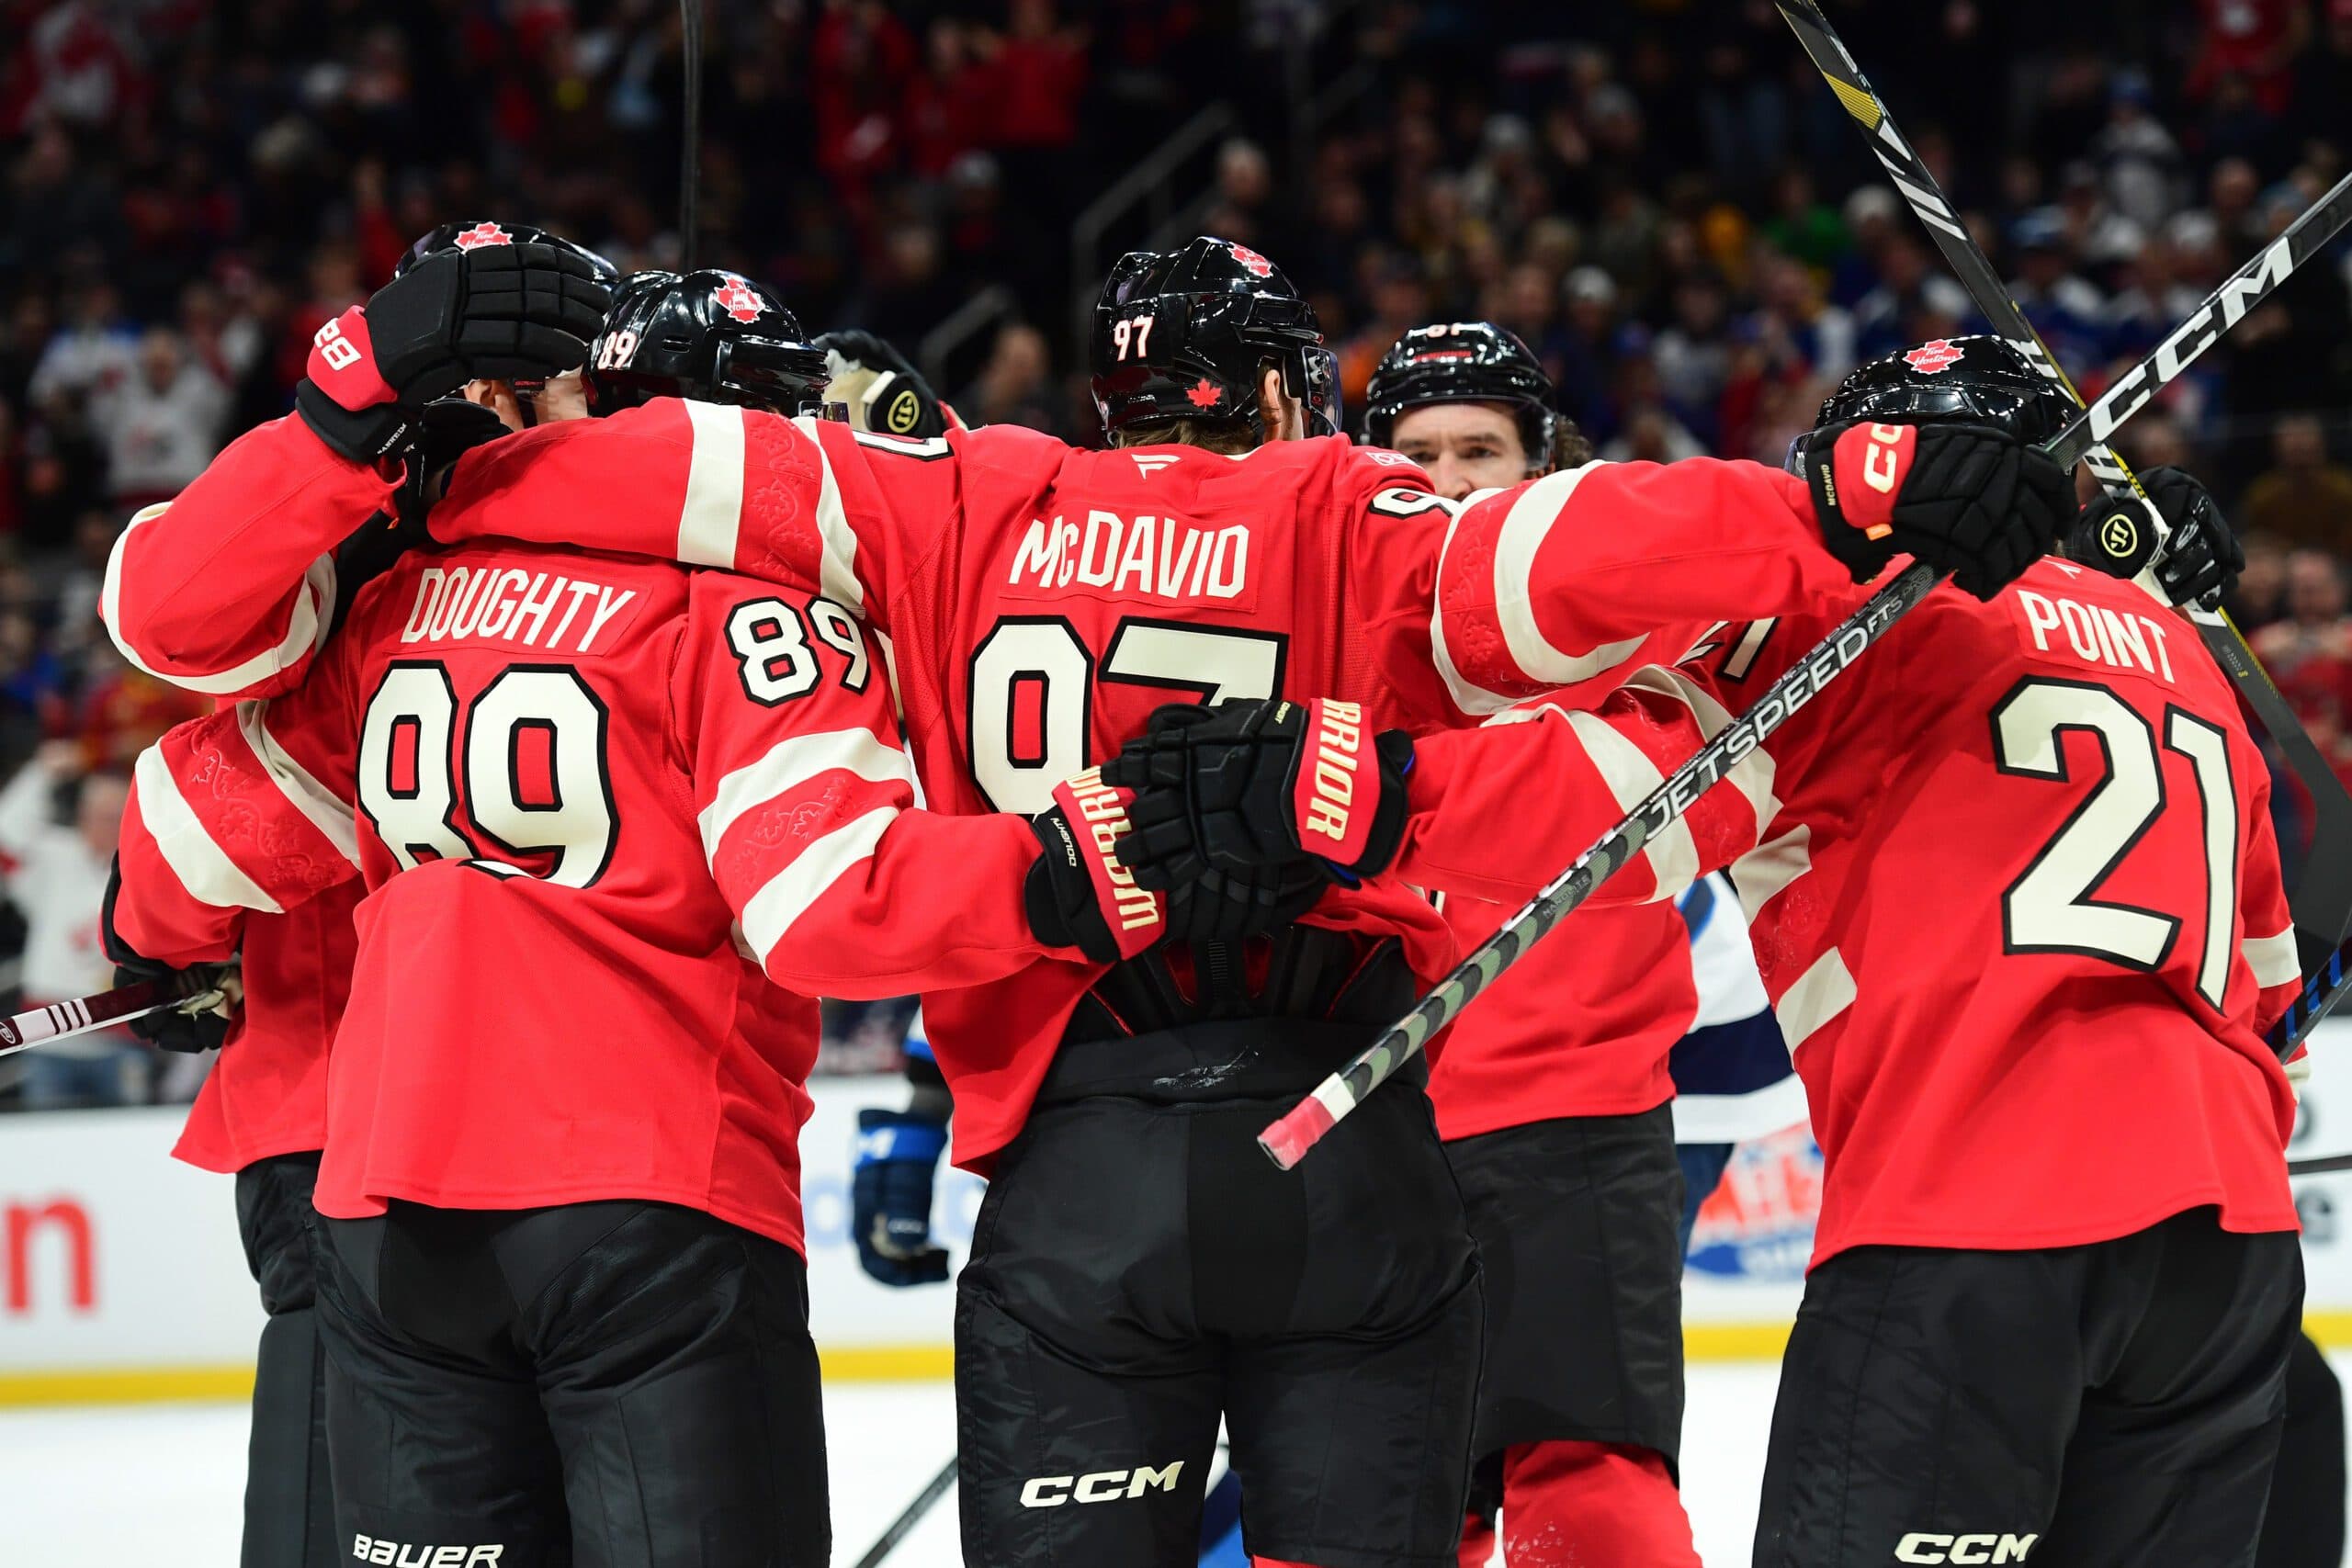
[1260,187,2352,1169]
[678,0,704,269]
[0,977,189,1059]
[851,1452,956,1568]
[1774,0,2352,961]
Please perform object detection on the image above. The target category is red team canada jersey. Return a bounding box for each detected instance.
[423,406,1870,1168]
[1400,558,2303,1263]
[111,539,1069,1249]
[102,416,403,1173]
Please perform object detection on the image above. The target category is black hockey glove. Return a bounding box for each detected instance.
[814,329,954,438]
[296,244,611,463]
[1102,699,1416,888]
[390,397,514,536]
[1024,771,1169,964]
[2066,466,2242,610]
[101,859,238,1052]
[1803,420,2072,601]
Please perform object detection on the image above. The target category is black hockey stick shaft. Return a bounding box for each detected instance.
[852,1452,957,1568]
[2290,1149,2352,1177]
[0,977,179,1059]
[1776,0,2352,956]
[678,0,704,269]
[1261,187,2352,1168]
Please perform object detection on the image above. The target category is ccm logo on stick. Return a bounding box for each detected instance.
[1894,1532,2038,1563]
[1019,1461,1185,1507]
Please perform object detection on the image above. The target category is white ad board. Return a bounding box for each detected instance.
[2,1026,2348,1402]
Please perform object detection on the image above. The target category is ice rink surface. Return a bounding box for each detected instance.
[14,1362,1760,1566]
[4,1357,2342,1565]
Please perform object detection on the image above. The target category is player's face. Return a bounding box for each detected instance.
[1388,402,1530,499]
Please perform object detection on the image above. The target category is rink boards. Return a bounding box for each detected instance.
[3,1045,2351,1405]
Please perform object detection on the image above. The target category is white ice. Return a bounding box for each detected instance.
[0,1361,2332,1566]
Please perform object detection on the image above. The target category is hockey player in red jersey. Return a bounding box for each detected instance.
[389,234,2065,1566]
[103,318,1206,1568]
[1363,322,1704,1568]
[1116,338,2303,1567]
[93,219,615,1568]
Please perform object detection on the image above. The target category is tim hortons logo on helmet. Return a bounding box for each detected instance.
[1903,339,1965,375]
[1020,1461,1185,1508]
[711,276,766,323]
[452,221,513,250]
[1894,1532,2037,1563]
[1227,243,1274,278]
[352,1534,504,1565]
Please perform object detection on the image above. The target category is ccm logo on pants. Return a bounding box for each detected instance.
[1895,1534,2038,1564]
[351,1537,505,1566]
[1019,1461,1185,1507]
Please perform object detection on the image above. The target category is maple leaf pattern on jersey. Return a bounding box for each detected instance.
[184,735,354,897]
[1187,378,1222,410]
[741,414,826,587]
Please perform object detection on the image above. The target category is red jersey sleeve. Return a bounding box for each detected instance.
[102,416,398,699]
[676,572,1057,998]
[1396,662,1773,908]
[1423,459,1861,716]
[431,402,973,626]
[113,652,363,965]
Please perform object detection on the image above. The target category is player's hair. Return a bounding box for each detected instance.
[1109,415,1259,455]
[1552,419,1594,470]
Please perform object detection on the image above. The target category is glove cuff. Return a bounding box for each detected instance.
[1025,771,1164,962]
[297,378,414,465]
[305,306,396,411]
[1283,700,1411,875]
[1805,421,1914,581]
[2064,494,2160,580]
[856,1108,948,1164]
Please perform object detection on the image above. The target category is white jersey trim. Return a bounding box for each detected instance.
[1486,701,1697,901]
[739,805,898,964]
[132,746,283,914]
[234,702,360,868]
[2244,926,2300,989]
[1777,945,1857,1051]
[1623,663,1781,840]
[677,400,746,568]
[1728,825,1813,927]
[793,415,866,615]
[698,728,909,865]
[1492,464,1645,688]
[103,505,337,696]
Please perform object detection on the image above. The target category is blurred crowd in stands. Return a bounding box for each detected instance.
[4,0,2352,1104]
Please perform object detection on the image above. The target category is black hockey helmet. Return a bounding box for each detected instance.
[587,268,832,417]
[1786,335,2072,472]
[394,220,620,284]
[1362,321,1559,470]
[1091,235,1340,441]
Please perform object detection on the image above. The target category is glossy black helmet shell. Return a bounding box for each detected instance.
[588,268,831,417]
[1362,321,1557,470]
[394,220,620,284]
[1091,235,1337,440]
[1787,334,2073,472]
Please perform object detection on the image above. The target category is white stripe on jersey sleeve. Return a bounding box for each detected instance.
[1727,825,1813,927]
[737,806,898,964]
[697,728,910,865]
[1621,664,1781,841]
[677,400,747,567]
[1429,502,1515,717]
[792,415,866,614]
[1776,945,1857,1050]
[2243,926,2300,988]
[103,507,337,695]
[1492,464,1645,687]
[131,747,284,913]
[1486,701,1699,901]
[234,702,360,867]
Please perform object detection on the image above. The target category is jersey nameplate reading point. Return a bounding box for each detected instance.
[1003,510,1257,611]
[399,565,646,656]
[2010,586,2178,683]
